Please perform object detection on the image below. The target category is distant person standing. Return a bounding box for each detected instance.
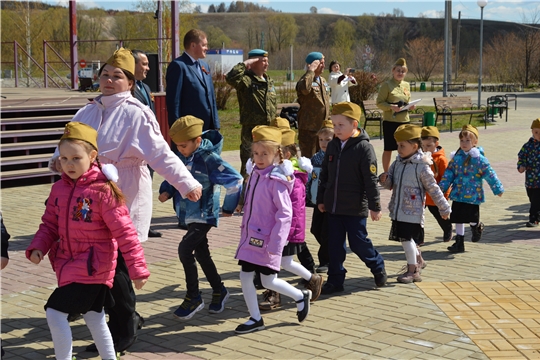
[376,58,415,172]
[166,29,220,130]
[296,52,330,158]
[328,60,357,104]
[226,48,277,178]
[132,49,162,238]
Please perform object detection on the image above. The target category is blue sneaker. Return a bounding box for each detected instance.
[173,293,204,320]
[208,284,229,314]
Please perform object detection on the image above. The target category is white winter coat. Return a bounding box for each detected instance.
[50,91,201,242]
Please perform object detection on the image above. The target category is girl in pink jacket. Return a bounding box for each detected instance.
[234,126,311,334]
[27,122,150,360]
[259,129,324,311]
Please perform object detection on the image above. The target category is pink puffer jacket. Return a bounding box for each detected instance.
[287,170,308,243]
[26,164,150,288]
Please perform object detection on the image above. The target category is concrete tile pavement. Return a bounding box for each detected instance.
[1,91,539,359]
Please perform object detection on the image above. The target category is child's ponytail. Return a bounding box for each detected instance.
[95,157,126,203]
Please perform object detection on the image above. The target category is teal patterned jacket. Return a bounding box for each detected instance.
[517,137,540,188]
[439,146,504,205]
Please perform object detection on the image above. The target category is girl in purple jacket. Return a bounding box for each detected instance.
[259,129,324,311]
[235,126,311,334]
[27,122,149,360]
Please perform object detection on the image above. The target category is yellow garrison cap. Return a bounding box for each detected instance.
[281,129,296,146]
[531,118,540,129]
[61,121,98,150]
[461,124,479,139]
[332,102,362,121]
[394,58,407,68]
[421,126,440,139]
[252,125,282,143]
[394,124,422,142]
[105,47,135,76]
[271,117,291,129]
[321,119,334,129]
[169,115,204,143]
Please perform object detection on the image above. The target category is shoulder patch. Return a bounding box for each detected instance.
[370,164,377,175]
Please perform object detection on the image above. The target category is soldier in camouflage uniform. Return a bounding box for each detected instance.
[226,49,277,178]
[296,52,330,158]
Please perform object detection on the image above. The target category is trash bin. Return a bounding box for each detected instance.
[286,72,294,81]
[423,112,436,126]
[420,82,426,91]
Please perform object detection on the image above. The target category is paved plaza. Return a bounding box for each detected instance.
[1,89,539,359]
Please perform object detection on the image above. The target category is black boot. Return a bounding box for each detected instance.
[447,235,465,253]
[470,222,484,242]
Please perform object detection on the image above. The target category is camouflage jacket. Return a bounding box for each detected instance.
[226,63,277,126]
[296,70,330,131]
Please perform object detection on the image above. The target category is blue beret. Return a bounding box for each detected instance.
[248,49,268,58]
[305,52,324,64]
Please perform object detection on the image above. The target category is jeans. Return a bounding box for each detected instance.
[327,214,385,286]
[178,223,222,297]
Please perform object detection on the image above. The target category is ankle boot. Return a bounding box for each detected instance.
[416,248,427,270]
[447,235,465,253]
[306,273,323,302]
[397,264,422,284]
[259,290,281,311]
[470,222,484,242]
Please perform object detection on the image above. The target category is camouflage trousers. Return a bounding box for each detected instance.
[240,124,259,178]
[298,129,319,159]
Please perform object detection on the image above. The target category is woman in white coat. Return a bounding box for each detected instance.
[49,48,202,353]
[328,60,357,104]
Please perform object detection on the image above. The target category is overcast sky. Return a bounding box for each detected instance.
[42,0,540,23]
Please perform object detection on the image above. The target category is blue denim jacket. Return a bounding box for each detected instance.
[159,130,243,227]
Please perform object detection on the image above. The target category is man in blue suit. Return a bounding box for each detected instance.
[166,29,220,131]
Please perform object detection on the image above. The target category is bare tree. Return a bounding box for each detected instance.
[310,6,317,14]
[405,37,444,81]
[519,10,540,87]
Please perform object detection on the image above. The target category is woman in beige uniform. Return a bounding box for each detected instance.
[376,58,416,172]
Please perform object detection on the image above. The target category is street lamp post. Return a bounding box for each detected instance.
[477,0,488,108]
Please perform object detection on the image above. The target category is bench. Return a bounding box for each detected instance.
[1,167,55,182]
[486,95,509,122]
[433,96,486,132]
[360,100,425,139]
[360,100,383,139]
[1,153,54,167]
[431,81,466,92]
[505,93,518,110]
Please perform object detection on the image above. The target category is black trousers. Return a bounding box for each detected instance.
[178,223,222,298]
[310,205,329,266]
[427,205,453,238]
[107,251,137,342]
[526,187,540,223]
[297,242,316,273]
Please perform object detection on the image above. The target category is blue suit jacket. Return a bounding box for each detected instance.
[165,53,220,130]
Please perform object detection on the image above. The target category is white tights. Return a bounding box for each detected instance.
[46,308,116,360]
[402,240,418,265]
[239,270,304,324]
[281,255,312,281]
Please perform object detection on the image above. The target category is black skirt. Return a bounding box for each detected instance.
[45,283,114,315]
[389,220,423,242]
[282,242,303,256]
[238,260,278,275]
[450,201,480,224]
[383,121,409,151]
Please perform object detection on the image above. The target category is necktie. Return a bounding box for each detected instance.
[194,61,204,80]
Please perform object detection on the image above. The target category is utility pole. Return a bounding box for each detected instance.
[455,11,461,80]
[447,0,453,85]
